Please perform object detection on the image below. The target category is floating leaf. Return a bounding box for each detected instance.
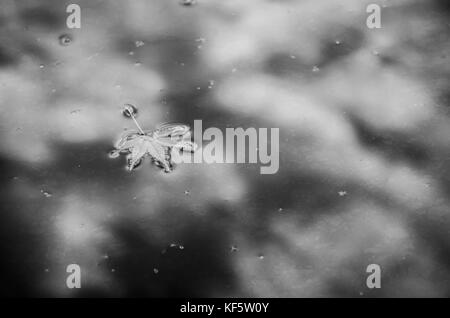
[111,106,197,172]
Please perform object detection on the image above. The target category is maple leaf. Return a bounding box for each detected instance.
[110,124,197,172]
[111,105,197,172]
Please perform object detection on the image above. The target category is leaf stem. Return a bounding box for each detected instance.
[130,113,145,134]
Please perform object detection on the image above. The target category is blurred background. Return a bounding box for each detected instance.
[0,0,449,297]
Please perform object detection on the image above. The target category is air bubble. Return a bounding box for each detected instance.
[123,104,138,118]
[59,34,72,46]
[109,150,120,158]
[181,0,196,6]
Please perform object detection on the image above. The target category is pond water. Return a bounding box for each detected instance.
[1,0,450,297]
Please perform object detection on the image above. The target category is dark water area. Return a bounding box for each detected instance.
[1,0,450,297]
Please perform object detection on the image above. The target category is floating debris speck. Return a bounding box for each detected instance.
[41,190,52,198]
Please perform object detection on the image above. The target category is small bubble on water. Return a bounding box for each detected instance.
[181,0,196,6]
[109,150,120,159]
[123,104,138,118]
[59,34,72,46]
